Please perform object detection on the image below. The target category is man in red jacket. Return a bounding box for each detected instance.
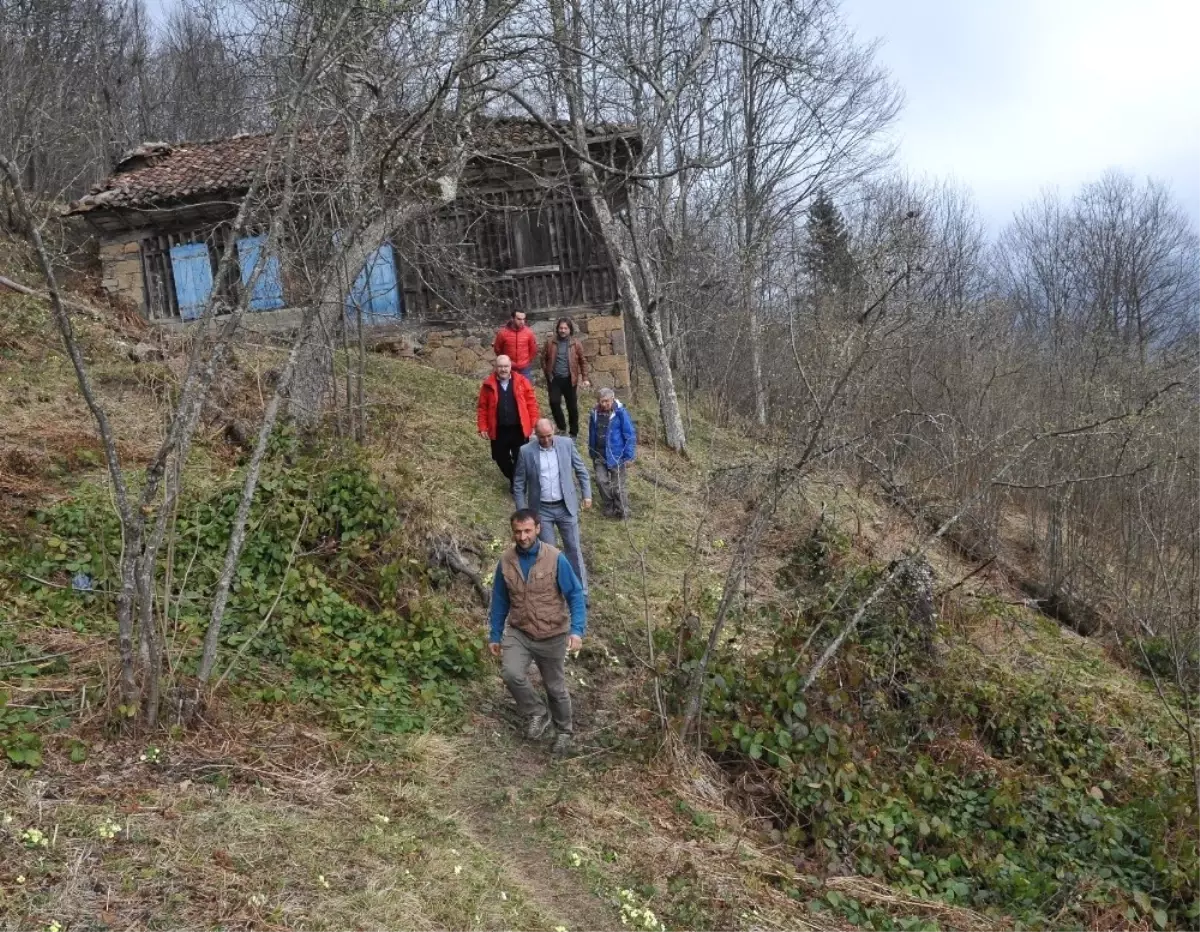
[477,355,539,487]
[492,310,539,381]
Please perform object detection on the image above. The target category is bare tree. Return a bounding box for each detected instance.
[0,1,378,727]
[505,0,721,452]
[284,0,514,426]
[995,172,1199,359]
[147,2,255,142]
[715,0,899,425]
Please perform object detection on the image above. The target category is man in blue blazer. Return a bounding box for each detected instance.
[513,418,592,597]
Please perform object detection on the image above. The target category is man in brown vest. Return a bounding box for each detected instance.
[488,509,587,757]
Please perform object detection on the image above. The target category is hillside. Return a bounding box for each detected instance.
[0,268,1196,931]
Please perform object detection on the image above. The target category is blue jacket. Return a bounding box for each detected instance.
[588,402,636,468]
[488,540,587,644]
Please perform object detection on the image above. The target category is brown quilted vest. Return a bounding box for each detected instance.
[500,542,569,640]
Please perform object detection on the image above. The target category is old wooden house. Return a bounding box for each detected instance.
[66,116,637,386]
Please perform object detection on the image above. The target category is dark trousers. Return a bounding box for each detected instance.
[491,424,525,484]
[548,375,579,437]
[594,459,630,518]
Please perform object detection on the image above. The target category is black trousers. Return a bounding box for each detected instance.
[490,424,526,483]
[548,375,579,437]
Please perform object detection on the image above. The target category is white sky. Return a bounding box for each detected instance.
[837,0,1200,231]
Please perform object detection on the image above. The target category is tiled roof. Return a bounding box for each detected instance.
[67,116,638,215]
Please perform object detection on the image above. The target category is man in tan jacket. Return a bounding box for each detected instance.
[488,509,587,757]
[540,317,590,439]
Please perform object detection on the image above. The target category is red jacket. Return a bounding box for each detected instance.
[477,372,539,439]
[492,323,539,371]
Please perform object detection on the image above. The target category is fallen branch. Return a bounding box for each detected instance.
[429,533,490,606]
[0,273,103,320]
[20,572,115,595]
[825,876,998,931]
[886,479,1104,636]
[0,647,86,669]
[639,467,686,495]
[935,557,996,598]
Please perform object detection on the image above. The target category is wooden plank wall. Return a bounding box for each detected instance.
[399,188,617,322]
[139,224,240,320]
[120,180,621,324]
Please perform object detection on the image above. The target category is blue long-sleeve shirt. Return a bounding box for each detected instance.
[488,541,587,644]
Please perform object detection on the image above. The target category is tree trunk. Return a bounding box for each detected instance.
[622,281,687,451]
[747,296,767,427]
[197,317,310,684]
[547,0,687,452]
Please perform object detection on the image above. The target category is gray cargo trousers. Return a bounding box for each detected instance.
[500,627,573,735]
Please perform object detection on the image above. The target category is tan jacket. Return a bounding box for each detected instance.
[541,336,589,386]
[500,542,570,639]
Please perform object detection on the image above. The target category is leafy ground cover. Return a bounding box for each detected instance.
[2,268,1196,930]
[674,522,1198,930]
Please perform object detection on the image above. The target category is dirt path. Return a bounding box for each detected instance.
[434,683,627,932]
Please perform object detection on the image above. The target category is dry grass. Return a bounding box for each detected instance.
[824,876,1003,931]
[0,721,568,931]
[0,289,273,530]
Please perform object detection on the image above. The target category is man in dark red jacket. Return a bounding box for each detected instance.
[492,310,539,381]
[477,355,539,487]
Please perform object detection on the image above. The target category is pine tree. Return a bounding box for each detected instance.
[802,189,856,298]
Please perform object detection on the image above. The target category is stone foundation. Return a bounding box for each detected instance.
[98,234,148,313]
[373,313,630,389]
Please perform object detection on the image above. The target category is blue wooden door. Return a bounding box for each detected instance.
[346,243,402,323]
[170,242,214,321]
[236,234,285,311]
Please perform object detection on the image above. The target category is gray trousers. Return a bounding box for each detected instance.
[537,499,588,596]
[500,627,573,735]
[593,459,630,518]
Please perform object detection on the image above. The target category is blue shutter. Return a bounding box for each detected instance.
[346,243,402,323]
[236,234,285,311]
[170,242,214,321]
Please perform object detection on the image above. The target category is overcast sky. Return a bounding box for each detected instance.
[146,0,1198,232]
[837,0,1200,232]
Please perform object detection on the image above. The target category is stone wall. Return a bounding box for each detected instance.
[374,313,631,389]
[98,233,147,313]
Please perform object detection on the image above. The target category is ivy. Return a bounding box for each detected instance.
[669,540,1198,929]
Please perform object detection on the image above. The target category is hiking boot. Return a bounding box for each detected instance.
[525,712,551,740]
[551,732,573,758]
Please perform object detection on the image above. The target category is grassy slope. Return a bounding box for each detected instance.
[1,270,1192,931]
[0,284,820,931]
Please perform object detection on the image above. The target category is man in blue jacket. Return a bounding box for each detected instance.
[587,388,636,519]
[489,509,587,758]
